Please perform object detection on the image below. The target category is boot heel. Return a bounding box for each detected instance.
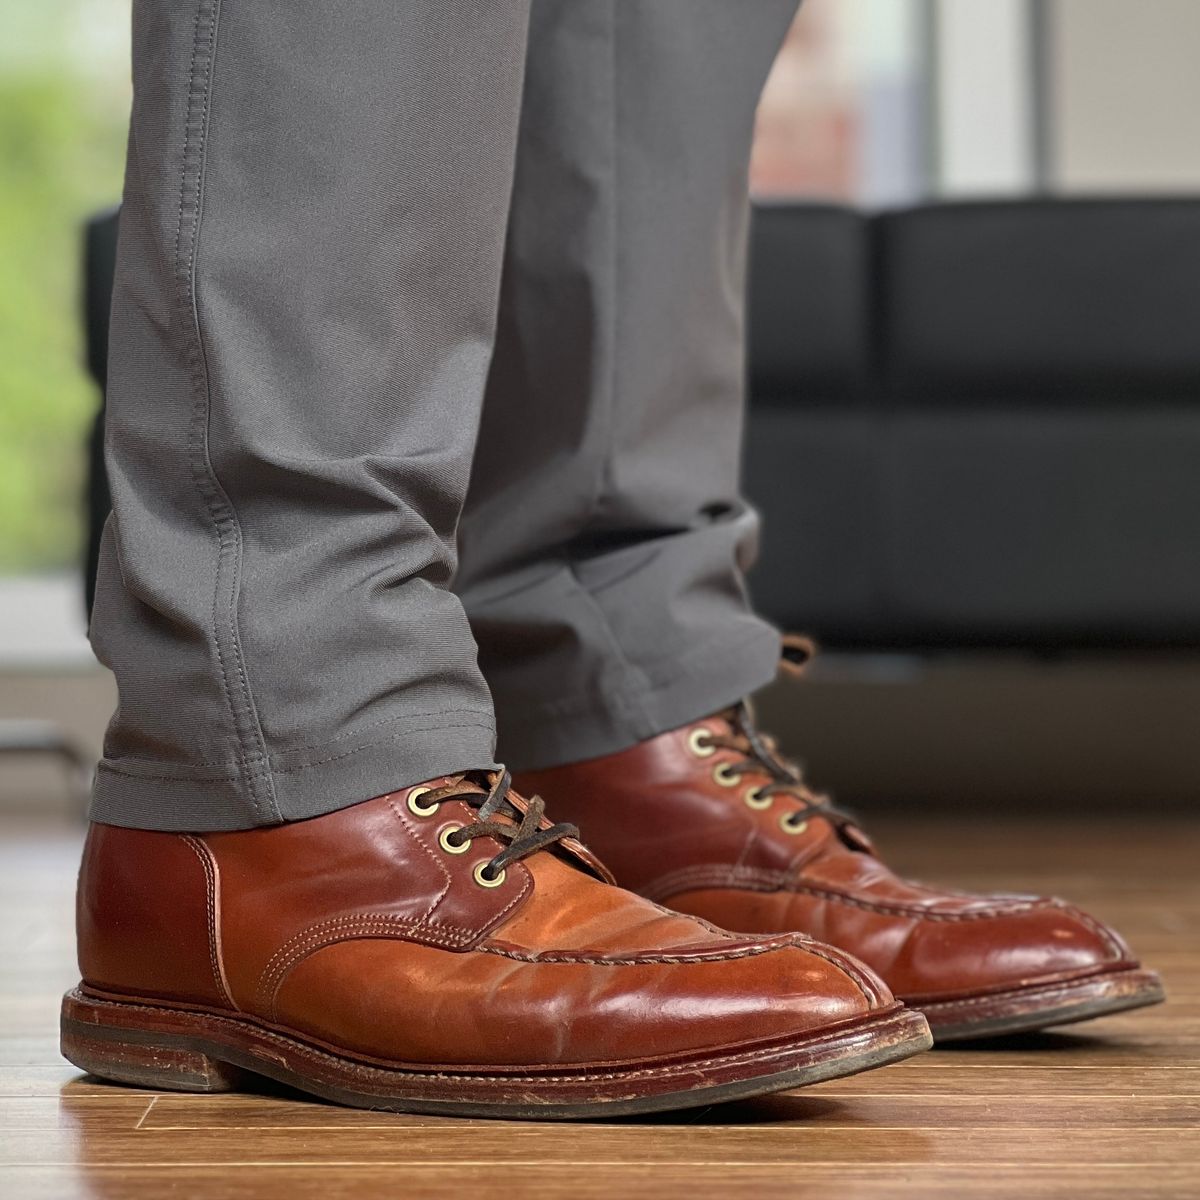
[61,988,247,1093]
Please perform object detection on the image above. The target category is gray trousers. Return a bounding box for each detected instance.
[91,0,799,832]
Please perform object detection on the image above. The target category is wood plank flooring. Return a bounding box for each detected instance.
[3,815,1198,1198]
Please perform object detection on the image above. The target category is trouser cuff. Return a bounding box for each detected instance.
[494,623,782,771]
[89,711,498,831]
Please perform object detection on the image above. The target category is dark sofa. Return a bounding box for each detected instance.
[744,198,1200,647]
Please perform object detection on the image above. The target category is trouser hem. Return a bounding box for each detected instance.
[89,713,498,832]
[495,623,782,771]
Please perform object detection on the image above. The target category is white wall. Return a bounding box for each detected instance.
[931,0,1037,195]
[1052,0,1200,192]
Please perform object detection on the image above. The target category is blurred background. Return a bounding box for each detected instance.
[2,0,1198,818]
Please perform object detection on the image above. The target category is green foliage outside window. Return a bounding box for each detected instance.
[0,3,129,572]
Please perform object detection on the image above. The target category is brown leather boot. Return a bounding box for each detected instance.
[515,714,1165,1042]
[62,770,931,1118]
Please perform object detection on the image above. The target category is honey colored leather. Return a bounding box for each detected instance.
[76,775,894,1067]
[515,720,1142,1005]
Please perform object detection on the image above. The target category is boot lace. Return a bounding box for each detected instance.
[697,700,856,832]
[416,769,579,883]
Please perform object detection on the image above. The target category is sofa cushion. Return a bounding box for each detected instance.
[878,200,1200,406]
[748,203,872,406]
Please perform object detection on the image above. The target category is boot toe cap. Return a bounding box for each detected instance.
[894,897,1138,1003]
[273,931,896,1067]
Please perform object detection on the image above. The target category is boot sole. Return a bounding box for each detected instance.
[61,985,931,1119]
[917,966,1166,1042]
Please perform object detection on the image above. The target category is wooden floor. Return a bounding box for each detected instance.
[3,815,1198,1199]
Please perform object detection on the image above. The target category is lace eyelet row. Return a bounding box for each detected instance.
[405,789,507,887]
[687,732,811,834]
[711,761,814,836]
[741,786,805,832]
[440,824,507,885]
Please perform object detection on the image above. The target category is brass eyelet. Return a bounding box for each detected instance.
[744,785,773,811]
[406,786,438,817]
[712,761,740,787]
[438,824,471,854]
[780,813,809,835]
[473,861,507,889]
[688,727,716,758]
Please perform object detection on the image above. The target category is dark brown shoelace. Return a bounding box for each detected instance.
[420,769,579,882]
[698,701,856,831]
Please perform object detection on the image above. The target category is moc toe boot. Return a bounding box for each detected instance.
[516,713,1165,1042]
[62,770,932,1118]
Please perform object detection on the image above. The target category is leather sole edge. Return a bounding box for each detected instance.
[916,966,1166,1042]
[60,987,931,1119]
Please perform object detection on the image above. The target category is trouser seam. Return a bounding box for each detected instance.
[175,0,280,823]
[541,6,662,743]
[557,15,654,744]
[594,0,619,528]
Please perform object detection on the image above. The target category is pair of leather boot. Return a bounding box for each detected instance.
[64,687,1162,1118]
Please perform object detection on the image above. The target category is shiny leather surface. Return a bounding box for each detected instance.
[76,774,894,1067]
[516,719,1143,1004]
